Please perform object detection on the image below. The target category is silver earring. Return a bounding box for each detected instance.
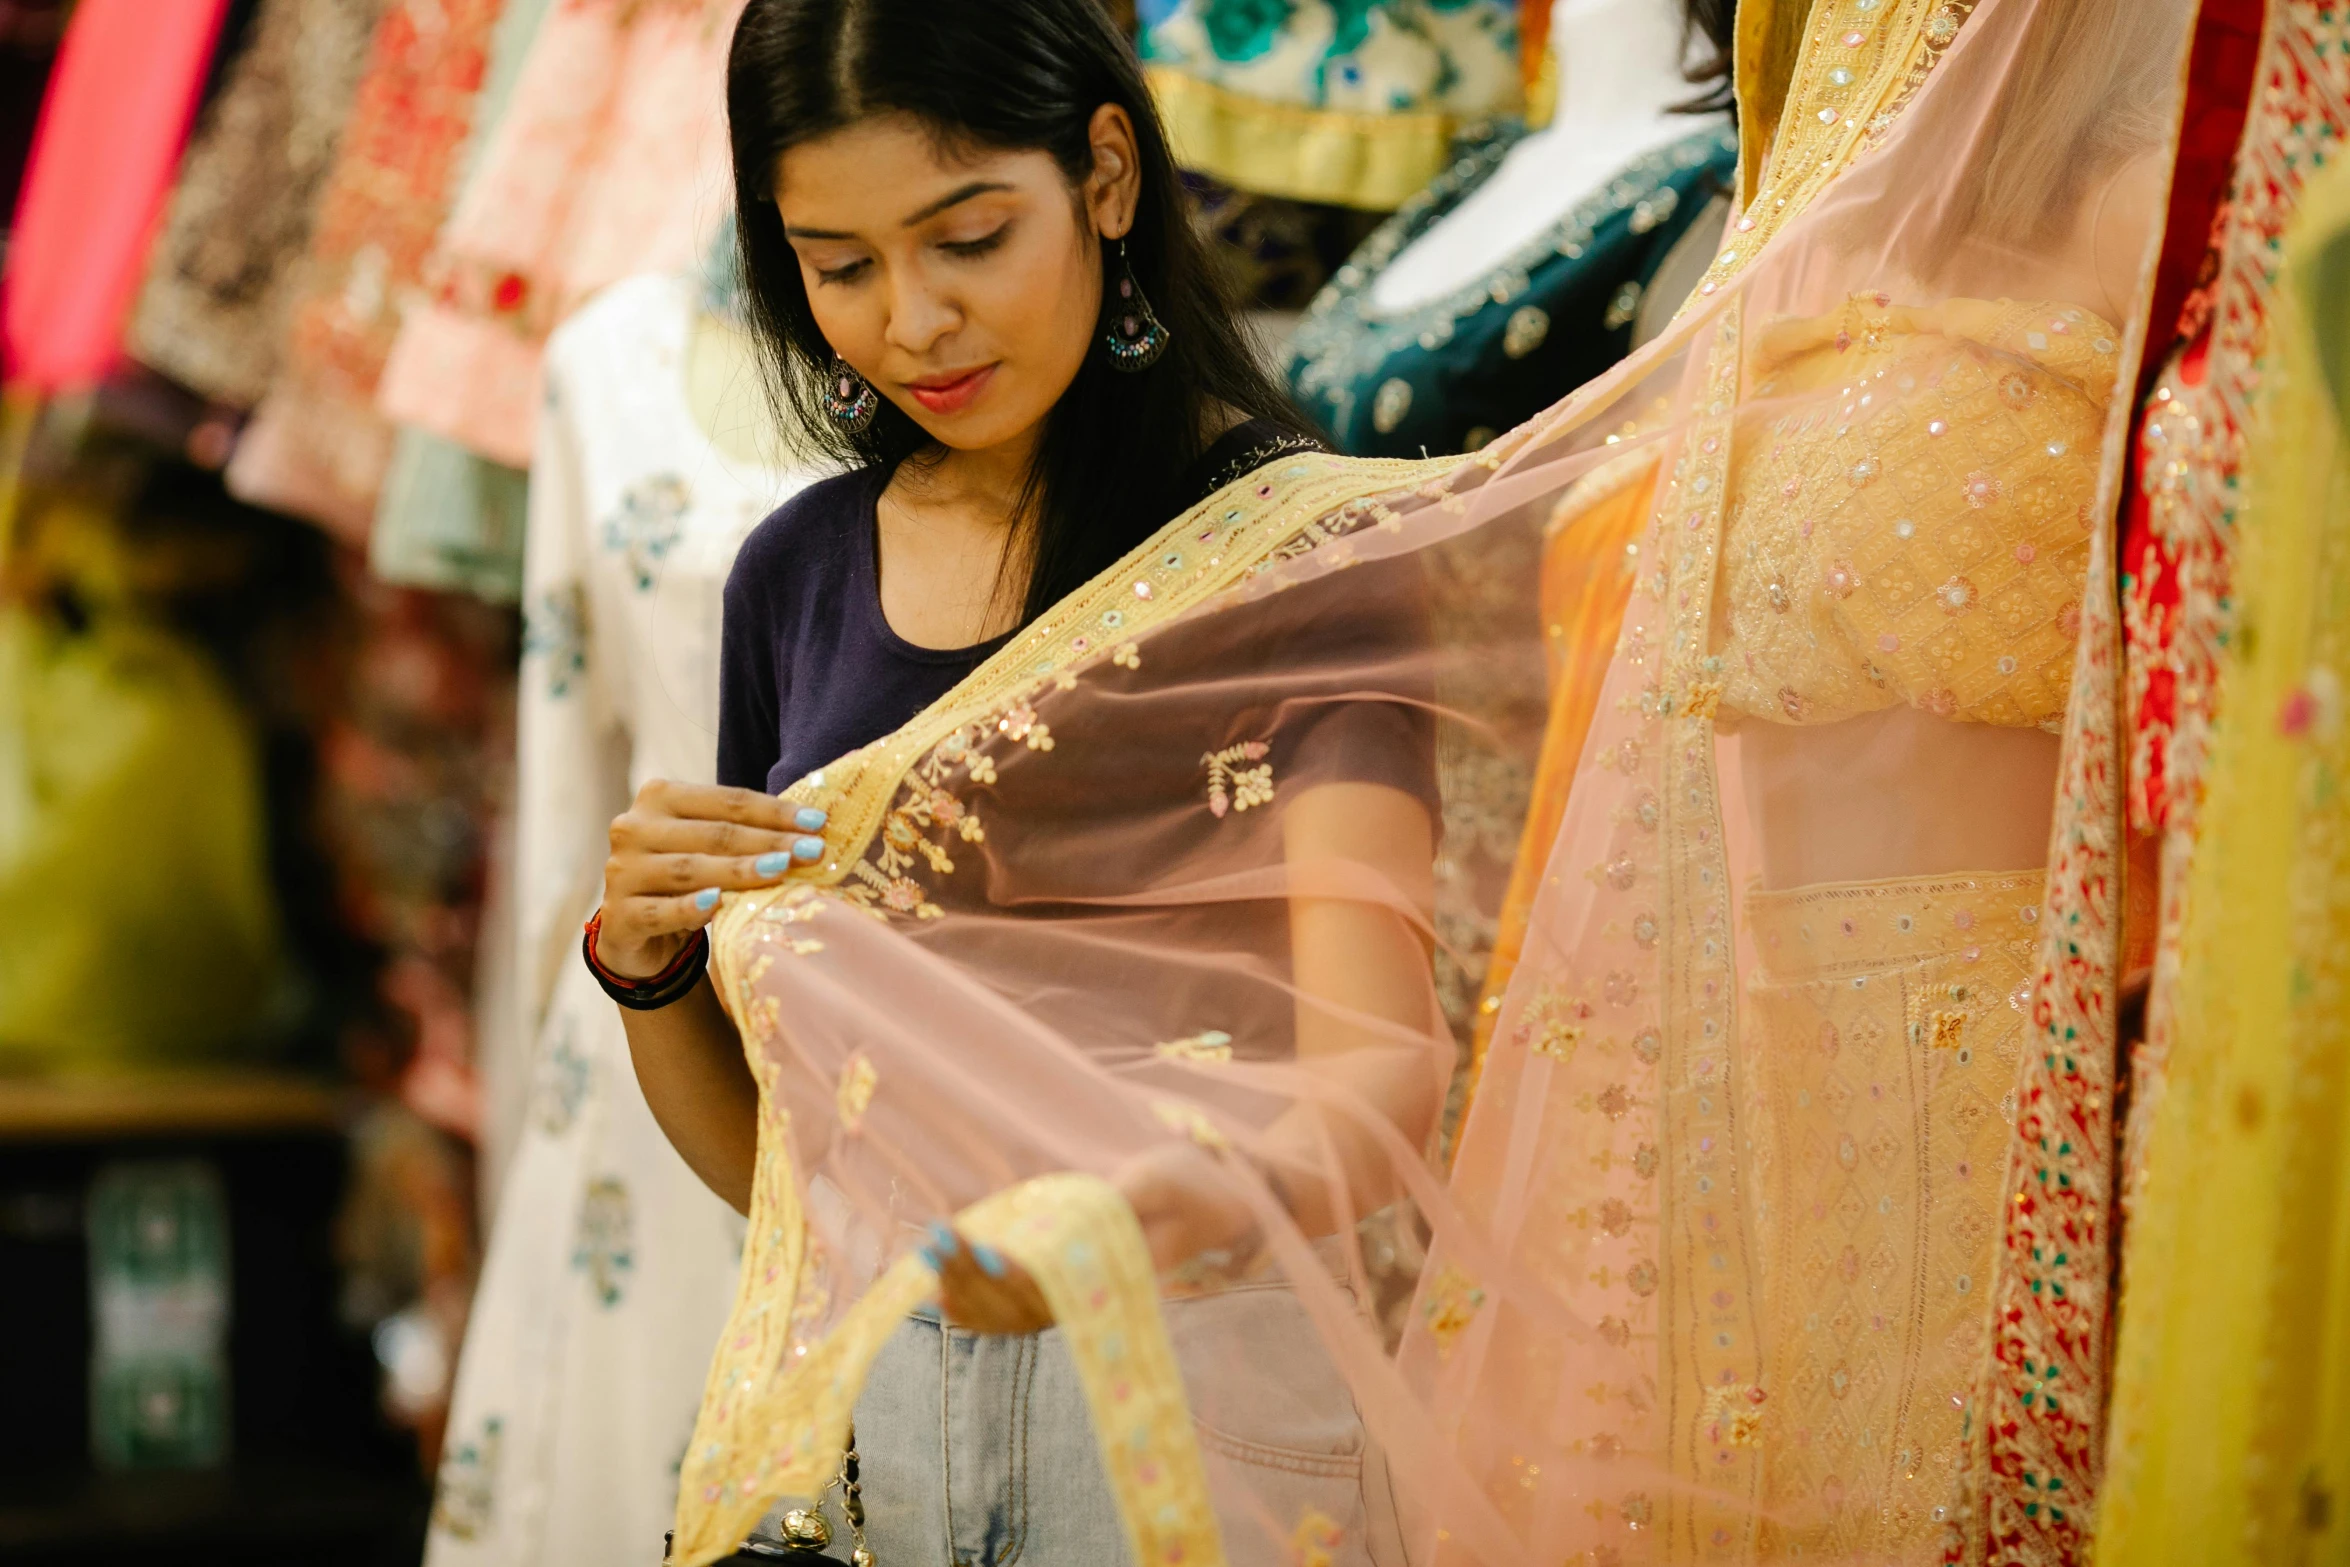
[1102,239,1169,372]
[820,354,879,433]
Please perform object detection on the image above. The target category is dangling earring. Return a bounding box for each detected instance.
[820,354,879,433]
[1102,239,1169,372]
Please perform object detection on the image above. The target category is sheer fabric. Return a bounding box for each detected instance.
[664,3,2197,1564]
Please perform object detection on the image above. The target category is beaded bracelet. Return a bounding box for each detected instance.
[581,911,710,1011]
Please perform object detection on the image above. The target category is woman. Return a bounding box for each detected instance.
[589,3,1435,1563]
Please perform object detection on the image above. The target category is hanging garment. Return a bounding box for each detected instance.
[2093,148,2350,1567]
[425,271,811,1567]
[1285,119,1736,459]
[373,0,743,473]
[0,0,230,391]
[2115,0,2348,1202]
[368,0,558,605]
[624,6,2200,1567]
[0,502,282,1068]
[1140,0,1521,210]
[127,0,388,408]
[222,0,506,539]
[1286,0,1736,460]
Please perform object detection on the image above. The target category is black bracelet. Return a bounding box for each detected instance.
[582,915,711,1011]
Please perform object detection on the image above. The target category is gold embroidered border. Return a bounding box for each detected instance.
[1698,0,1974,307]
[1145,66,1477,211]
[1651,306,1769,1556]
[671,1173,1228,1567]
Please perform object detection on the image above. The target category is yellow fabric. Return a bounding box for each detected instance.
[0,577,282,1068]
[673,1166,1223,1567]
[2094,156,2350,1567]
[1145,65,1467,211]
[1734,0,1815,204]
[1456,465,1649,1120]
[1742,869,2042,1557]
[1716,293,2120,728]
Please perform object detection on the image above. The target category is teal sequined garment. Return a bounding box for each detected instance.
[1286,121,1738,457]
[1140,0,1520,117]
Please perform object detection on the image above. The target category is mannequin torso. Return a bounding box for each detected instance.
[1371,0,1707,311]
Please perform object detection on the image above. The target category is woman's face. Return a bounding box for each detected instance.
[774,108,1140,454]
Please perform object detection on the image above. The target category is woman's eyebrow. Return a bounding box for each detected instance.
[900,180,1013,226]
[783,182,1016,241]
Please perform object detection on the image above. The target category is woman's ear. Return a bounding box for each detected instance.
[1084,103,1143,241]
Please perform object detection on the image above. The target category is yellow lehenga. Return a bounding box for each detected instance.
[2093,151,2350,1567]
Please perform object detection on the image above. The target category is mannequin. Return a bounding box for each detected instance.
[1284,0,1736,457]
[1374,0,1708,310]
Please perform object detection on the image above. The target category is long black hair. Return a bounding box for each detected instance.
[726,0,1314,626]
[1678,0,1738,118]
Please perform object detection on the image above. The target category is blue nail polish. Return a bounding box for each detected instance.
[793,836,825,862]
[971,1244,1008,1279]
[694,888,720,912]
[927,1221,960,1257]
[918,1246,944,1272]
[795,806,828,832]
[754,851,792,877]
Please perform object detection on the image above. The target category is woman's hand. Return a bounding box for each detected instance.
[923,1144,1267,1336]
[595,779,831,978]
[922,1222,1054,1334]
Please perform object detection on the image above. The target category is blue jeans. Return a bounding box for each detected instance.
[760,1285,1393,1567]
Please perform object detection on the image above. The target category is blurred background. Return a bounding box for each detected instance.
[0,0,1722,1559]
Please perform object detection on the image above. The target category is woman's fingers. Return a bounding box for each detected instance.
[642,779,828,833]
[605,843,827,898]
[921,1223,1054,1334]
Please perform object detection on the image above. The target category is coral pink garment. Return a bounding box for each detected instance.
[374,0,741,470]
[224,0,504,541]
[0,0,229,391]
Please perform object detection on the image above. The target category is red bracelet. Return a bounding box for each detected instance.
[582,911,710,1010]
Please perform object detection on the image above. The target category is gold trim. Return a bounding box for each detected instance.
[1702,0,1973,305]
[1145,65,1477,210]
[672,1172,1229,1567]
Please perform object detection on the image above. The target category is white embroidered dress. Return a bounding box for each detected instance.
[429,273,814,1565]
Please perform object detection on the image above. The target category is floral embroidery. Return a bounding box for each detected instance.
[833,727,998,920]
[836,1056,878,1133]
[1421,1263,1487,1357]
[529,1017,591,1136]
[1289,1507,1347,1567]
[1515,985,1589,1063]
[1202,740,1275,817]
[573,1177,635,1307]
[1154,1029,1236,1062]
[430,1414,502,1540]
[603,473,690,591]
[523,583,588,699]
[1151,1099,1231,1151]
[1702,1382,1768,1448]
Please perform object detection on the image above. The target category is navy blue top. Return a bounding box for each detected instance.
[717,423,1320,794]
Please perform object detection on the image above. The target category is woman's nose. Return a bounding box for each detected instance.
[884,270,960,357]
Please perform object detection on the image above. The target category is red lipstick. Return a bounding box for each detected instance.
[905,364,996,415]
